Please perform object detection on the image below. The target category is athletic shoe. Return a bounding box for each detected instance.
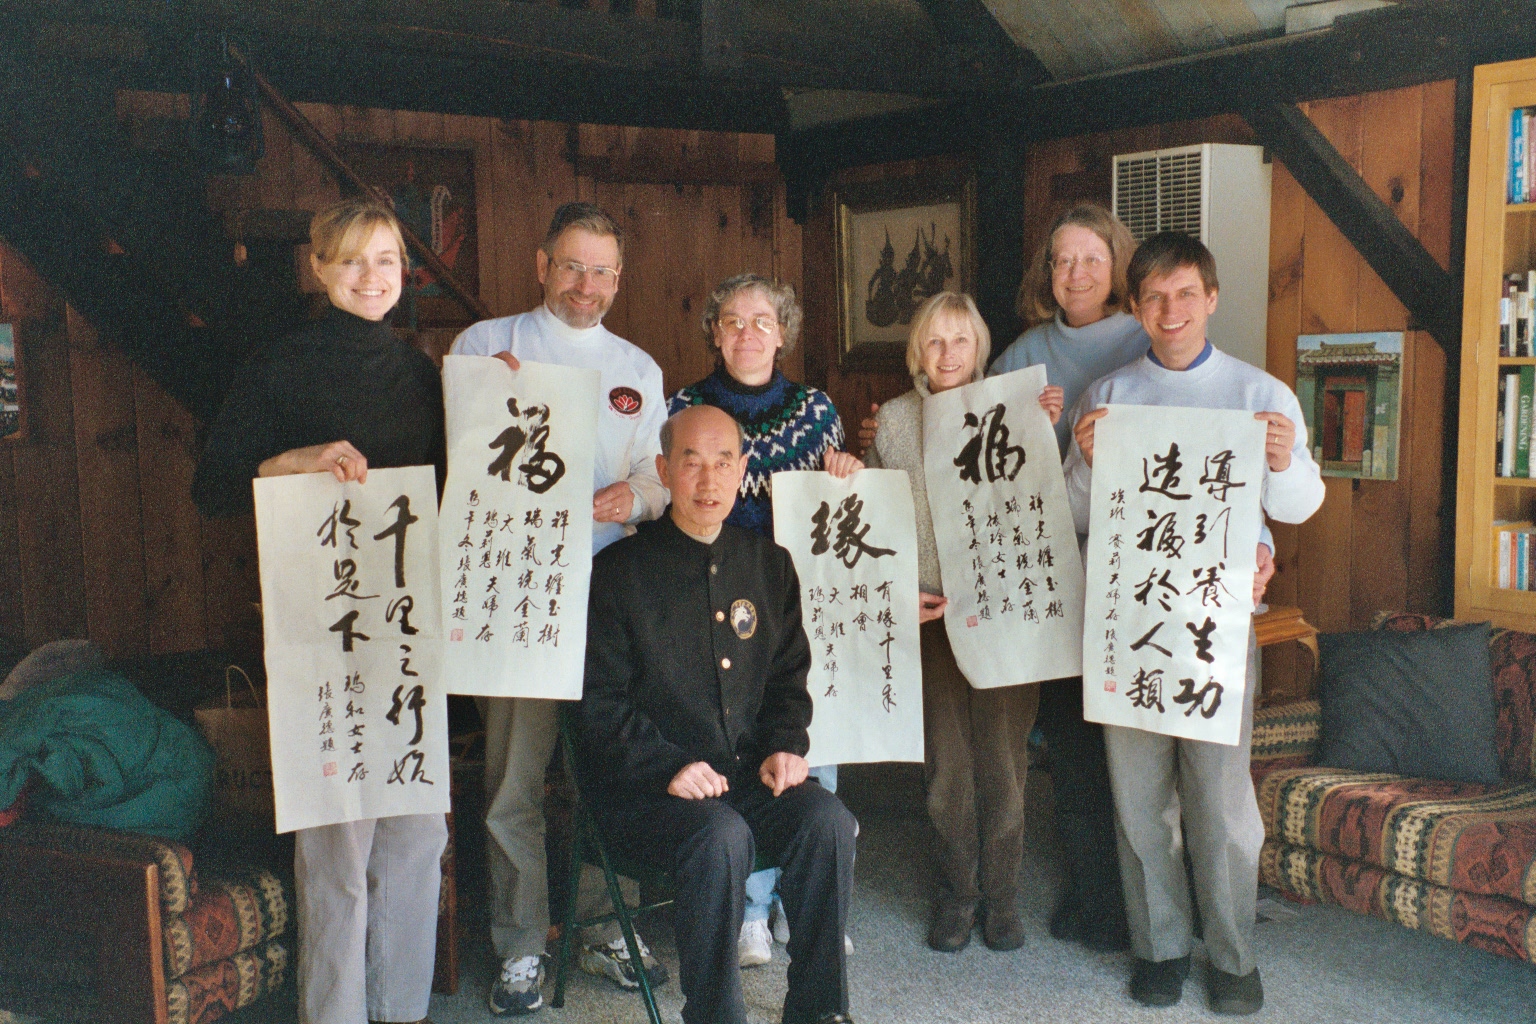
[580,936,670,990]
[487,954,544,1016]
[767,901,853,955]
[770,898,791,945]
[738,918,773,967]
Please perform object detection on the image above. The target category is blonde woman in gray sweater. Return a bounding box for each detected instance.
[864,291,1062,954]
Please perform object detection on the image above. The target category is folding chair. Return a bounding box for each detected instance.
[551,708,776,1023]
[551,707,673,1023]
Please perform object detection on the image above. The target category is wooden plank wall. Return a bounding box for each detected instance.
[810,83,1455,695]
[0,94,799,657]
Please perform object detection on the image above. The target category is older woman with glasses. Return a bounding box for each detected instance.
[985,202,1147,954]
[668,272,860,969]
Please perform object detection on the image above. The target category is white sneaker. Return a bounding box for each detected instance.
[769,900,791,945]
[738,918,772,967]
[845,933,854,955]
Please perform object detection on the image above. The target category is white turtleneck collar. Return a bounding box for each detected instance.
[534,301,610,347]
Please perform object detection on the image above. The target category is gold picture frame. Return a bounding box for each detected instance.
[833,170,975,371]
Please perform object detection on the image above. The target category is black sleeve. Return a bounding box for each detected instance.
[413,350,448,499]
[578,557,696,796]
[191,353,279,517]
[754,548,814,759]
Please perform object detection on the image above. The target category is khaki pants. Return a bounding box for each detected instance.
[920,620,1040,912]
[295,813,446,1024]
[1103,633,1264,975]
[480,695,631,960]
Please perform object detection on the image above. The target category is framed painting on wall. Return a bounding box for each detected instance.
[338,141,480,330]
[833,169,975,370]
[1295,332,1403,480]
[1,323,22,441]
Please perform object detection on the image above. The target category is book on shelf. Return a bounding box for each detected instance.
[1519,366,1533,477]
[1503,369,1518,477]
[1504,276,1518,355]
[1514,108,1527,203]
[1520,282,1532,357]
[1496,522,1536,590]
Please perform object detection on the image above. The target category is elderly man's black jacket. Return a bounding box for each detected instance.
[578,512,813,803]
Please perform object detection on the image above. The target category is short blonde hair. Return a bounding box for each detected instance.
[701,274,804,364]
[310,197,408,268]
[905,292,991,381]
[1016,203,1136,329]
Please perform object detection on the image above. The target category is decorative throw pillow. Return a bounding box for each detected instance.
[1315,622,1501,786]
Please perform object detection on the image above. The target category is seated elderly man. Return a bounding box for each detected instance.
[578,404,858,1024]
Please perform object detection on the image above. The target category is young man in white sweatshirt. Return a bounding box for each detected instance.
[450,203,671,1015]
[1062,232,1324,1016]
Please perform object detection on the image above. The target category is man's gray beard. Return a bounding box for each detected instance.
[548,297,605,329]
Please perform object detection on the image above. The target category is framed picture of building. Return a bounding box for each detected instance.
[337,141,480,329]
[0,323,22,442]
[832,170,975,370]
[1295,332,1403,480]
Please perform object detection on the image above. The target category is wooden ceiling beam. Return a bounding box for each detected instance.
[1243,102,1460,356]
[780,0,1482,200]
[17,0,986,101]
[914,0,1053,90]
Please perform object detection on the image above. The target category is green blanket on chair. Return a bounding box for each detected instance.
[0,668,215,839]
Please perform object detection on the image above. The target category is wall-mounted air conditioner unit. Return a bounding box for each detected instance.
[1112,143,1272,371]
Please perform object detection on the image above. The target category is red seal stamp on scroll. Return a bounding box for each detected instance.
[609,386,642,416]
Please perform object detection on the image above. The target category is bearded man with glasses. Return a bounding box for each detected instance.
[451,202,671,1015]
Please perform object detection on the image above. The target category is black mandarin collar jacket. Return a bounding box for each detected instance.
[578,512,814,802]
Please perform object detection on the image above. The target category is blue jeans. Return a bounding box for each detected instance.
[744,764,838,921]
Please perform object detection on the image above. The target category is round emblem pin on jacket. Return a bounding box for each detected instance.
[609,386,642,416]
[730,599,757,639]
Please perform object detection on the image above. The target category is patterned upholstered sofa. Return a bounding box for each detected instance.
[1251,612,1536,962]
[0,823,290,1024]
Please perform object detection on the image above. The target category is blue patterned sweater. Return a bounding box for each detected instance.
[668,368,846,539]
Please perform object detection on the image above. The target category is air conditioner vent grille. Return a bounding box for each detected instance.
[1114,148,1204,241]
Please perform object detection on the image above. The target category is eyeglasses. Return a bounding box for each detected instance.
[1048,253,1110,273]
[550,258,620,284]
[716,314,779,334]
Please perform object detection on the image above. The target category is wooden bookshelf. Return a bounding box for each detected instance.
[1456,58,1536,628]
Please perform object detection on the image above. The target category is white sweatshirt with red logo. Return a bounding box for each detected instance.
[450,303,669,552]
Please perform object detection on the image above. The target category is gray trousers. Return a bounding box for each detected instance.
[1103,633,1263,976]
[294,812,446,1024]
[481,695,629,960]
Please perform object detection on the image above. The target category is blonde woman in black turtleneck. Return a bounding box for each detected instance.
[194,198,444,1024]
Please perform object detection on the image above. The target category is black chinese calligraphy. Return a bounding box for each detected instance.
[387,750,435,785]
[1136,510,1185,559]
[1199,450,1247,503]
[810,495,896,568]
[1127,667,1166,712]
[329,609,369,652]
[486,398,567,494]
[372,495,419,589]
[326,559,379,601]
[955,404,1027,484]
[317,500,362,549]
[1173,677,1224,719]
[1139,443,1191,500]
[1186,617,1217,663]
[386,683,427,745]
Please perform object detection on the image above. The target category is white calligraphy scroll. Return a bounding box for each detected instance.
[772,470,923,766]
[255,467,449,834]
[923,364,1085,688]
[1082,405,1265,745]
[439,356,599,698]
